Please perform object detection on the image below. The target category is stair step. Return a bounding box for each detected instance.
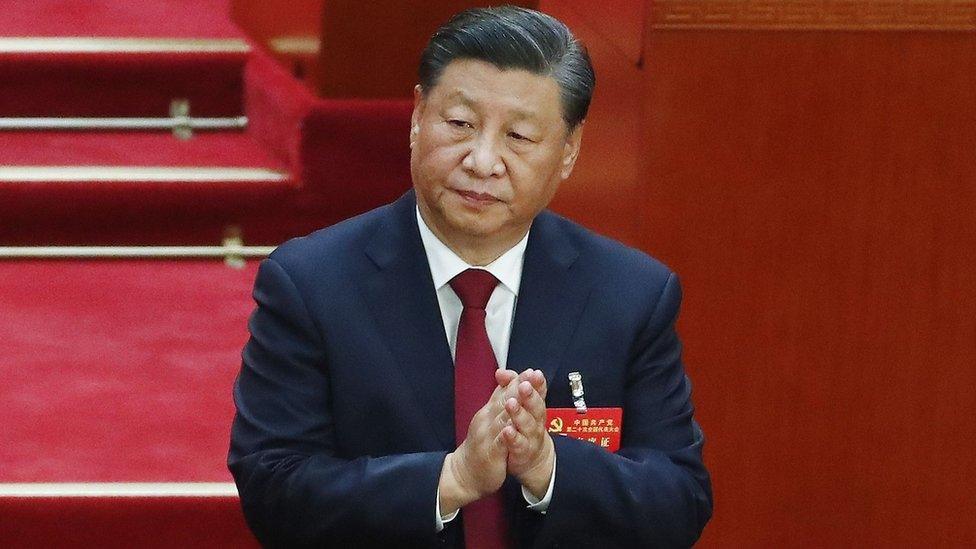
[0,131,288,169]
[0,249,262,549]
[0,259,258,482]
[0,131,295,245]
[1,0,246,39]
[0,493,258,547]
[0,45,248,118]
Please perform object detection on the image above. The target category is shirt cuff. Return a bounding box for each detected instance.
[521,453,556,513]
[435,486,460,532]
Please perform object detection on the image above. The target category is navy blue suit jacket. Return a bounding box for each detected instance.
[229,191,712,548]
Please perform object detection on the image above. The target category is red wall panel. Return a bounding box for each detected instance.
[231,0,322,43]
[642,26,976,549]
[231,0,323,89]
[541,1,644,247]
[316,1,537,98]
[554,0,645,65]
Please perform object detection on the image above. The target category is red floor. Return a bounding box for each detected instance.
[0,0,244,38]
[0,259,259,483]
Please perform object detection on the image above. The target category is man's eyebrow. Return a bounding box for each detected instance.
[444,89,541,122]
[509,108,540,122]
[444,89,475,107]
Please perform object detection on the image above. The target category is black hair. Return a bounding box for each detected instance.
[418,6,595,129]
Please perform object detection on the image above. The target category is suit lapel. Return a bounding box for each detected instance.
[360,191,457,449]
[507,212,594,395]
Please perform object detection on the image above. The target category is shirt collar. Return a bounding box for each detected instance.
[416,206,528,295]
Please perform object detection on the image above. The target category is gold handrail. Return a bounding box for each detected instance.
[0,37,251,54]
[0,246,275,258]
[0,166,288,182]
[0,482,239,497]
[0,116,248,132]
[0,245,276,268]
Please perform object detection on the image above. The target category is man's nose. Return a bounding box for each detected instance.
[462,134,506,178]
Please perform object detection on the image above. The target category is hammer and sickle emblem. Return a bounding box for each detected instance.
[548,417,564,432]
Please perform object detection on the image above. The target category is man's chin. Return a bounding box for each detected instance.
[453,222,503,239]
[443,214,507,239]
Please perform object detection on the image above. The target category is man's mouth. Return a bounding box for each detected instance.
[453,189,500,204]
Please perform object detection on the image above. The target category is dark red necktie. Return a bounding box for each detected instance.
[449,269,510,549]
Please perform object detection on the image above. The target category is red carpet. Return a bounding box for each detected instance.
[0,130,296,246]
[2,496,259,548]
[0,259,261,547]
[0,260,257,482]
[0,52,247,118]
[0,131,286,168]
[0,0,244,38]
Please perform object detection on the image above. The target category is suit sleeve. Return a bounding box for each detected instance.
[533,272,713,548]
[228,257,447,548]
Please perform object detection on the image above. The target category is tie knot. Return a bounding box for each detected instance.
[449,269,499,310]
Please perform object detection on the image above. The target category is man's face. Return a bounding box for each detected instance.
[410,58,583,249]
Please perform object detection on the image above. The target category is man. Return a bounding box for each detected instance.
[229,6,712,548]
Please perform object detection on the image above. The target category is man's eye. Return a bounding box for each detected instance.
[509,132,531,142]
[448,119,472,128]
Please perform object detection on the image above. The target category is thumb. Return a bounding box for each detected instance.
[495,368,517,388]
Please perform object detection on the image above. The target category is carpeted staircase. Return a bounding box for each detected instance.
[0,0,410,546]
[0,0,413,246]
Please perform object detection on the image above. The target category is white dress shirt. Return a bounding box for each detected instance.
[416,207,555,532]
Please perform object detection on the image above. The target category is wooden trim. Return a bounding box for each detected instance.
[649,1,976,31]
[268,36,321,56]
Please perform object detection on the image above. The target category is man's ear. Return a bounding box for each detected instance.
[410,85,425,146]
[560,121,585,180]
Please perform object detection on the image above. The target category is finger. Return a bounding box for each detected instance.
[481,389,505,416]
[489,370,520,405]
[517,381,548,423]
[515,369,547,399]
[471,404,508,439]
[488,408,512,436]
[501,424,528,456]
[492,426,514,458]
[531,370,547,399]
[501,375,523,401]
[487,385,505,408]
[505,396,541,438]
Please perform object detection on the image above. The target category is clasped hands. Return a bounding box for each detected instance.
[439,368,554,516]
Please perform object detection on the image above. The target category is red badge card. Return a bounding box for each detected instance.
[546,407,623,452]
